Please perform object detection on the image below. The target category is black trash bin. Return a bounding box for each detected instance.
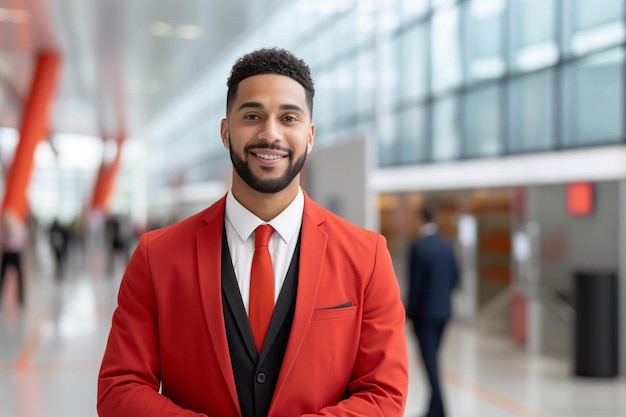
[573,270,618,378]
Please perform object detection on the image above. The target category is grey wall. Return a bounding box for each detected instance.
[527,181,620,359]
[528,181,619,294]
[306,139,368,229]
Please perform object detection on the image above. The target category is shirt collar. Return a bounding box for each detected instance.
[225,188,304,244]
[420,222,438,237]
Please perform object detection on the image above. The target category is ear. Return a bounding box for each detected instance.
[220,118,229,148]
[306,123,315,154]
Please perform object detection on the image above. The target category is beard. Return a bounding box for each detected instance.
[229,136,308,194]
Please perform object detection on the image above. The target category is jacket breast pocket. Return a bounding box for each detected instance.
[312,305,357,321]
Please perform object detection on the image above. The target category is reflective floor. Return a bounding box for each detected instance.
[1,243,625,417]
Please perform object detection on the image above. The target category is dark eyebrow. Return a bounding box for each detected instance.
[237,101,263,111]
[236,102,305,113]
[280,104,305,113]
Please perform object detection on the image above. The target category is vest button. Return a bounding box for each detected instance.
[256,372,267,384]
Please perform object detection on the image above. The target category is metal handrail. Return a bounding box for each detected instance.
[517,279,574,324]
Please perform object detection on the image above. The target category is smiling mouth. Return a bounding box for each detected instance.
[252,152,285,160]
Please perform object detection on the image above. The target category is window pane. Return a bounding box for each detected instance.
[398,0,429,24]
[433,0,457,8]
[335,12,357,57]
[465,0,506,82]
[569,0,625,56]
[378,112,399,167]
[353,118,375,142]
[563,47,625,146]
[432,96,461,161]
[335,56,357,122]
[509,70,555,152]
[431,6,462,94]
[314,67,336,131]
[510,0,558,72]
[397,22,428,101]
[356,49,376,116]
[464,84,502,157]
[397,105,427,164]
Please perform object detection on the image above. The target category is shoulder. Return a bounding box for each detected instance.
[432,233,455,248]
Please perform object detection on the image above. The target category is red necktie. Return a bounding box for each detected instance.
[249,224,275,354]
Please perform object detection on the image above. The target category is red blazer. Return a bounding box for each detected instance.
[98,193,408,416]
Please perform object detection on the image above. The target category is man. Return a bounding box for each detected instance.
[406,204,459,417]
[0,210,28,306]
[98,48,408,417]
[49,218,69,280]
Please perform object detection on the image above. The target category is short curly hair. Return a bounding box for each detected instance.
[226,48,315,116]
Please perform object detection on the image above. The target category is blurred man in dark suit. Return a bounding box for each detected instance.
[406,203,459,417]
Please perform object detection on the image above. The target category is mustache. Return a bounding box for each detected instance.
[244,142,292,154]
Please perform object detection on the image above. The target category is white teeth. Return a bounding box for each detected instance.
[257,153,283,160]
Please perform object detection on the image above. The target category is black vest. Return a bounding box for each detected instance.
[221,228,300,417]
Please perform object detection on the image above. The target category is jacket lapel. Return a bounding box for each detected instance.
[195,195,240,414]
[221,227,258,361]
[272,194,327,401]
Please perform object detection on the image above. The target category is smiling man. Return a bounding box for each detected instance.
[98,48,408,417]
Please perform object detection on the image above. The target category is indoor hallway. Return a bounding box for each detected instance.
[1,245,625,417]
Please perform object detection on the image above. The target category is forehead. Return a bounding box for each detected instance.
[234,74,307,107]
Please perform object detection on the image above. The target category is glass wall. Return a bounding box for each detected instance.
[464,0,506,83]
[508,69,555,153]
[397,22,428,103]
[509,0,558,73]
[464,84,503,157]
[431,6,463,94]
[432,96,461,161]
[567,0,625,57]
[150,0,626,192]
[562,47,625,146]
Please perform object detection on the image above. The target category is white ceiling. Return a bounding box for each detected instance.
[0,0,279,140]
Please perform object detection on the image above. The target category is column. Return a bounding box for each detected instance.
[2,52,61,219]
[91,133,125,212]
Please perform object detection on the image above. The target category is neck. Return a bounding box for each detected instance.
[230,176,300,221]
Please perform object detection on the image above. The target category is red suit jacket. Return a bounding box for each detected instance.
[98,193,408,416]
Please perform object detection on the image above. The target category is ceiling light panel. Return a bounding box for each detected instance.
[177,24,202,40]
[152,21,173,37]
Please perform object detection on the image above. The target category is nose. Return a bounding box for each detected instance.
[257,118,282,143]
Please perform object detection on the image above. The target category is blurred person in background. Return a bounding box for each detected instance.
[69,212,88,264]
[25,209,40,270]
[49,218,70,280]
[98,47,408,417]
[0,210,28,307]
[105,214,132,274]
[406,203,459,417]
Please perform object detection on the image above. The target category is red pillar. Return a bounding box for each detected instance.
[91,133,125,212]
[2,52,61,219]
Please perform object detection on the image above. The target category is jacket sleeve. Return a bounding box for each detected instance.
[302,235,409,417]
[406,241,426,320]
[97,234,208,417]
[451,245,460,289]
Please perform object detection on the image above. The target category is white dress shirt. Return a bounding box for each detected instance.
[224,188,304,315]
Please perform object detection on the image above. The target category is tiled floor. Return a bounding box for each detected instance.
[1,246,625,417]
